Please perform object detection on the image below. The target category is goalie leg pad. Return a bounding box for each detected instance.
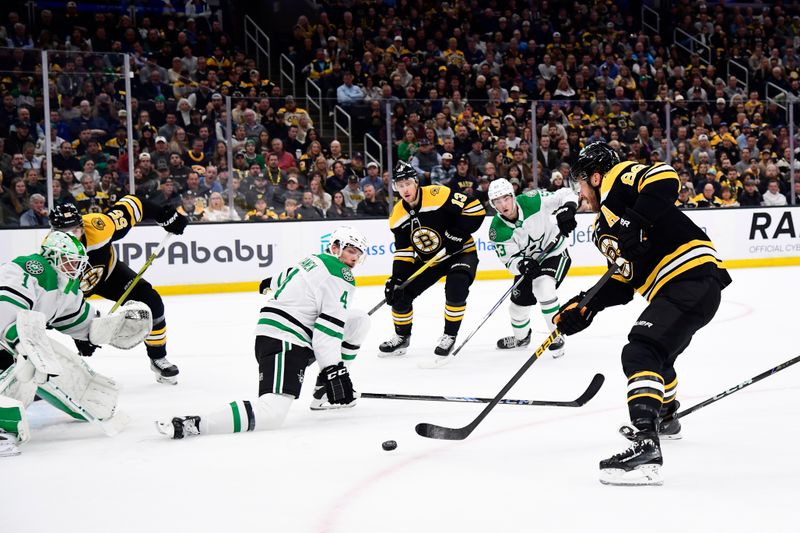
[89,301,153,349]
[0,395,30,444]
[38,338,120,421]
[15,310,64,380]
[0,364,38,408]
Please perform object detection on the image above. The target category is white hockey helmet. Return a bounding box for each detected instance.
[488,178,515,205]
[328,225,368,264]
[40,231,89,280]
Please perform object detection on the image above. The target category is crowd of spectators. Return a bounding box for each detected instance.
[1,1,800,227]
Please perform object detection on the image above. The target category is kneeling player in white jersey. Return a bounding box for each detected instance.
[0,232,152,456]
[487,178,578,358]
[156,227,371,439]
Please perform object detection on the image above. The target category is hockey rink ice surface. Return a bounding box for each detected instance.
[6,266,800,532]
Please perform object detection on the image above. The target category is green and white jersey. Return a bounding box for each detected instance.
[0,254,94,349]
[488,188,578,275]
[256,253,356,369]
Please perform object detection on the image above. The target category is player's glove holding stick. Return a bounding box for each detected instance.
[554,201,578,237]
[155,205,188,235]
[617,208,652,261]
[554,291,596,335]
[320,362,355,405]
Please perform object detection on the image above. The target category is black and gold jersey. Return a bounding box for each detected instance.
[79,195,159,295]
[389,185,485,277]
[590,161,731,306]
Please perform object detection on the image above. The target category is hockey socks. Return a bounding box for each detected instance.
[198,394,293,435]
[443,300,466,336]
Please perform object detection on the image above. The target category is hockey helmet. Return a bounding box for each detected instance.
[50,203,83,230]
[392,160,418,183]
[488,178,515,204]
[569,142,620,183]
[328,225,368,265]
[40,231,89,280]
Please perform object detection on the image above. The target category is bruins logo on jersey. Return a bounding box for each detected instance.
[81,265,105,293]
[597,236,632,279]
[91,217,106,230]
[411,227,441,253]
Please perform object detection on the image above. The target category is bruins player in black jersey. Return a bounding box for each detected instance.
[555,143,731,486]
[379,161,486,357]
[49,197,188,384]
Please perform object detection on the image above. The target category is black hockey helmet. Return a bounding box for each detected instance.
[569,142,620,183]
[50,203,83,230]
[392,160,418,183]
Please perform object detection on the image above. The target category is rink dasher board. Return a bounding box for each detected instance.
[1,206,799,294]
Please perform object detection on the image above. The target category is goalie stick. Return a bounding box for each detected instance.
[415,260,621,441]
[110,233,172,313]
[361,373,604,407]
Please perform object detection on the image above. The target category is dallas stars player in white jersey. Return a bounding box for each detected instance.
[0,232,151,456]
[487,178,578,357]
[156,227,371,439]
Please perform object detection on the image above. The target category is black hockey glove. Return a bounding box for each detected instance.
[320,362,355,405]
[617,208,652,262]
[155,205,188,235]
[384,276,405,306]
[554,292,596,336]
[259,277,273,295]
[74,338,99,357]
[443,229,467,256]
[518,257,542,278]
[554,201,578,237]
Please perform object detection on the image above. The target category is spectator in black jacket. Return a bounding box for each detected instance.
[738,179,763,206]
[356,183,388,217]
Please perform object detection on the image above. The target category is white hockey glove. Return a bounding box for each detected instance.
[89,301,153,349]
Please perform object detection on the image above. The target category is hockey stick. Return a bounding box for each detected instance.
[667,354,800,421]
[418,237,563,369]
[110,233,172,313]
[367,244,471,316]
[415,261,620,441]
[361,373,604,407]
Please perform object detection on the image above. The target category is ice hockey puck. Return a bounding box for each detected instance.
[382,440,397,451]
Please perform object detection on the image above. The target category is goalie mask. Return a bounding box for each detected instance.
[40,231,89,281]
[328,226,368,266]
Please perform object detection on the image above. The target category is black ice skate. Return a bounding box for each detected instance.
[658,400,682,440]
[378,334,410,357]
[434,334,457,356]
[547,335,566,358]
[150,357,179,385]
[496,329,531,350]
[599,423,663,486]
[155,416,201,439]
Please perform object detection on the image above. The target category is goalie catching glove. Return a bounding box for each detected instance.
[89,301,153,349]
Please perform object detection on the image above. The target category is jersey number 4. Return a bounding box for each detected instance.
[340,291,348,309]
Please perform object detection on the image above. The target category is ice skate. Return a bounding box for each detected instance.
[0,430,20,457]
[378,334,410,357]
[658,400,682,440]
[155,416,201,439]
[434,334,457,356]
[599,424,663,486]
[496,329,531,350]
[150,357,179,385]
[548,335,566,358]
